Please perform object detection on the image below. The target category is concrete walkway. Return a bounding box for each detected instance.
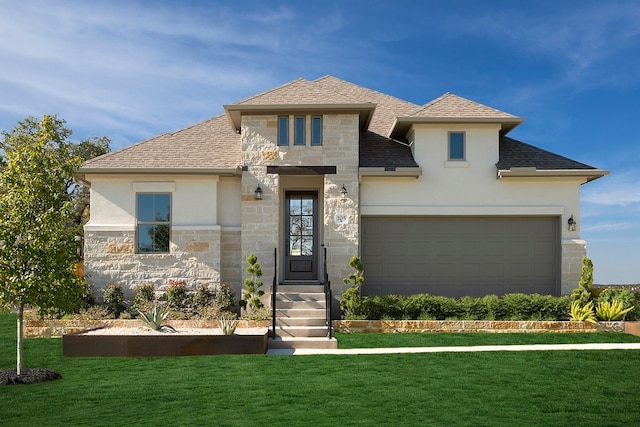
[266,342,640,356]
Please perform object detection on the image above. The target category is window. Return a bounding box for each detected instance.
[311,116,322,145]
[294,116,305,145]
[136,193,171,253]
[278,116,289,146]
[449,132,465,160]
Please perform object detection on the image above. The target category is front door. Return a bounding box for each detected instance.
[284,191,318,281]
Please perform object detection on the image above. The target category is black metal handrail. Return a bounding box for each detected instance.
[271,247,277,338]
[323,246,333,339]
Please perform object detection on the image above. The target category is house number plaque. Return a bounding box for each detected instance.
[335,214,348,225]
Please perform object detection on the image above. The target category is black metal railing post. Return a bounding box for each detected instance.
[323,246,333,339]
[271,247,277,338]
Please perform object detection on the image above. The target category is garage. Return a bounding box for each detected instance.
[361,217,560,297]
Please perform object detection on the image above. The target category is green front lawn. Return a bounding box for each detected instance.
[1,313,640,426]
[336,331,640,348]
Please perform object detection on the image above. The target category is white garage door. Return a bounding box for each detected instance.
[361,217,560,297]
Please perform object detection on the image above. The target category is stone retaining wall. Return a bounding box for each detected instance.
[333,320,624,334]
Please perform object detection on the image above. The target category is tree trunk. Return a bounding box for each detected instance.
[17,302,24,377]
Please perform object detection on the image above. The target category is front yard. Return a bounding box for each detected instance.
[2,312,640,426]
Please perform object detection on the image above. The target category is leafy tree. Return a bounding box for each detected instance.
[0,117,111,238]
[0,115,88,376]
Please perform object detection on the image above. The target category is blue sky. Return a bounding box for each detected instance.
[1,0,639,284]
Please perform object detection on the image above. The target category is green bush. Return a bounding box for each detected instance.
[459,296,490,320]
[166,279,189,311]
[347,292,570,321]
[131,284,155,314]
[214,283,236,313]
[340,287,363,319]
[597,288,639,321]
[103,283,126,318]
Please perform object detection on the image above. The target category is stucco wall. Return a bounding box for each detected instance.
[361,123,588,294]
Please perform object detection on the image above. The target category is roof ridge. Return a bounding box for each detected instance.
[313,75,420,108]
[232,77,308,105]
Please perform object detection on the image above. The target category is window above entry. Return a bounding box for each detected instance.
[448,131,465,160]
[277,115,323,147]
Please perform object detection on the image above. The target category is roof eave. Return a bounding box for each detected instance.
[223,103,377,132]
[388,117,525,139]
[359,167,423,179]
[496,167,610,183]
[75,167,242,185]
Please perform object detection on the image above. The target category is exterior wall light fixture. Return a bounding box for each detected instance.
[254,185,263,200]
[340,184,348,201]
[568,215,576,231]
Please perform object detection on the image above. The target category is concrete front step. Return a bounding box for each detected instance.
[269,336,338,350]
[276,292,326,302]
[273,325,331,338]
[275,299,326,310]
[276,317,327,327]
[276,308,326,318]
[277,284,324,293]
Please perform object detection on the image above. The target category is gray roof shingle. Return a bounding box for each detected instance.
[78,75,600,176]
[497,137,596,170]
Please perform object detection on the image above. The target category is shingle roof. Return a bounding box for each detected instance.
[235,78,359,105]
[78,75,600,177]
[497,137,596,170]
[410,93,519,119]
[79,115,240,173]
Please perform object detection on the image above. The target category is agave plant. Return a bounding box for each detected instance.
[138,303,176,332]
[219,312,238,335]
[596,300,634,321]
[569,300,598,324]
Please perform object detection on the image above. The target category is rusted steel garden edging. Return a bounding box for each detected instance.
[333,320,626,334]
[25,319,270,338]
[63,331,269,357]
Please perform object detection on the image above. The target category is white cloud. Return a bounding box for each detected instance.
[583,169,640,206]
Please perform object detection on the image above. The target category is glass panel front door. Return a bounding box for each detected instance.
[285,191,318,281]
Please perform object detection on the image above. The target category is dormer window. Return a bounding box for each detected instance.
[278,116,289,146]
[448,132,465,160]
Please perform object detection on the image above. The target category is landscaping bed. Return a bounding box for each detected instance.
[333,319,626,334]
[63,328,269,357]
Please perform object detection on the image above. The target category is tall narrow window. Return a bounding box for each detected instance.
[311,116,322,145]
[136,193,171,253]
[449,132,465,160]
[294,116,305,146]
[278,116,289,146]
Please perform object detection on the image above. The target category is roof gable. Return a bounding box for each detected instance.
[411,93,518,119]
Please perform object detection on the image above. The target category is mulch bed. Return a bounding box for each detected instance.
[0,368,62,385]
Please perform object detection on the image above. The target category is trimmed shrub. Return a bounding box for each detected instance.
[459,296,490,320]
[340,287,363,319]
[214,283,236,313]
[165,279,189,311]
[132,284,155,315]
[103,283,126,318]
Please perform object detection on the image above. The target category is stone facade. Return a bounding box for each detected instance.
[240,114,360,291]
[84,227,223,299]
[561,238,587,295]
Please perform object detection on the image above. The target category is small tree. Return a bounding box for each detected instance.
[343,256,365,290]
[241,254,264,310]
[340,256,365,319]
[0,115,87,377]
[571,256,595,307]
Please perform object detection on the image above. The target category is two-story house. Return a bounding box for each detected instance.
[77,75,607,309]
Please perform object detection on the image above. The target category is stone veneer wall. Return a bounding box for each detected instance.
[221,229,242,296]
[561,238,587,295]
[84,228,222,300]
[240,114,360,292]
